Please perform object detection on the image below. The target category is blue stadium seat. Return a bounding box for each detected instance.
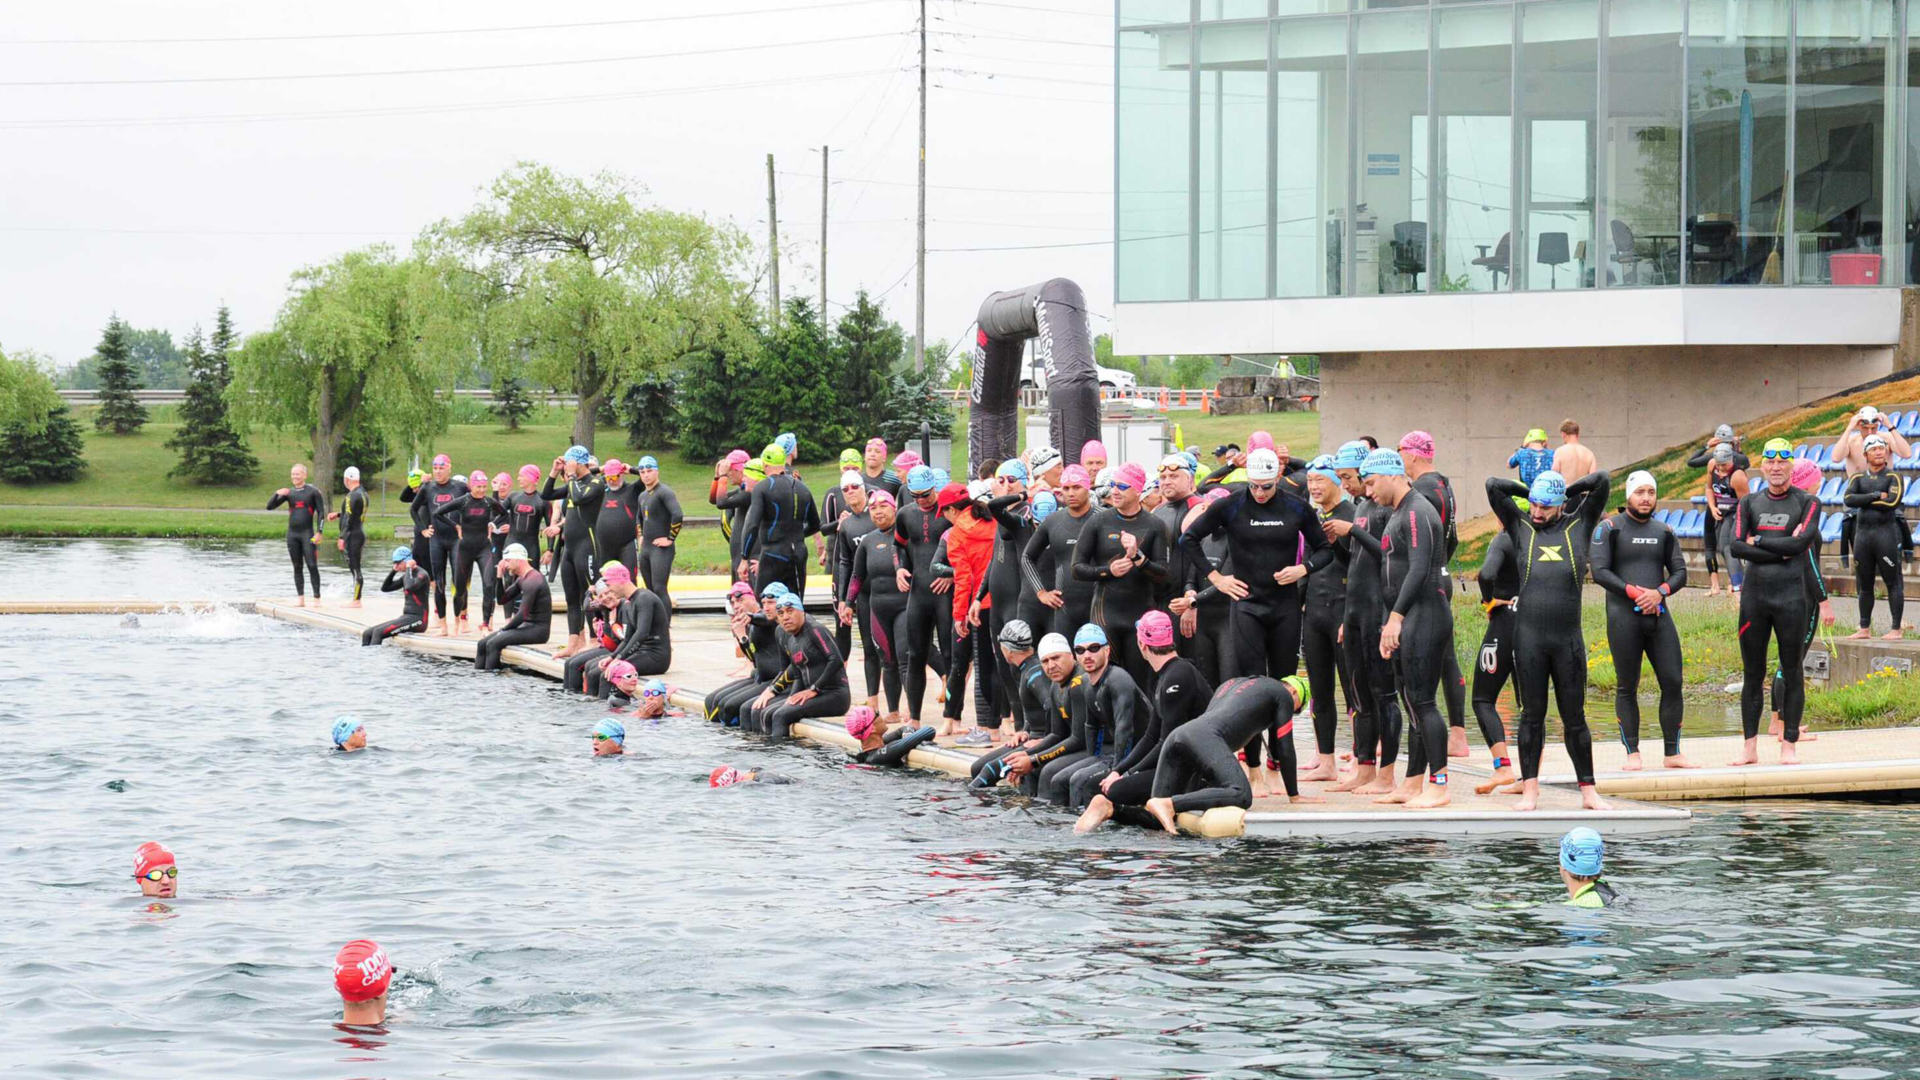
[1905,478,1920,507]
[1821,513,1844,543]
[1691,494,1707,504]
[1902,411,1920,437]
[1794,443,1811,460]
[1818,477,1845,505]
[1682,510,1705,538]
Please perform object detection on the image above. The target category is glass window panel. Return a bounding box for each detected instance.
[1795,0,1895,286]
[1603,0,1683,287]
[1276,16,1349,296]
[1118,25,1193,301]
[1201,1,1268,18]
[1907,4,1920,283]
[1360,0,1428,9]
[1198,22,1270,298]
[1435,4,1513,293]
[1519,0,1597,290]
[1123,0,1193,27]
[1277,0,1346,15]
[1685,0,1789,285]
[1356,10,1430,295]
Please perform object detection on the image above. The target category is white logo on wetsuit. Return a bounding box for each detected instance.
[1479,641,1499,674]
[1248,520,1287,527]
[1757,513,1793,529]
[1630,537,1659,545]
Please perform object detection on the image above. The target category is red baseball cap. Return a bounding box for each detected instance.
[935,483,972,512]
[333,940,392,1002]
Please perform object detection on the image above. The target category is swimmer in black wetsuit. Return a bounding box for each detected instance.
[1398,431,1471,760]
[1845,434,1908,640]
[402,454,468,633]
[828,473,877,684]
[542,446,606,658]
[634,455,683,613]
[743,593,851,739]
[738,443,821,599]
[1467,530,1519,794]
[995,633,1090,799]
[1056,623,1151,809]
[706,584,789,726]
[1072,462,1171,688]
[1730,438,1820,766]
[434,470,503,634]
[1143,675,1321,833]
[362,546,429,645]
[503,465,549,572]
[844,492,906,718]
[968,620,1049,786]
[1297,456,1357,783]
[1364,449,1453,809]
[1022,464,1098,638]
[328,466,369,606]
[1322,441,1403,796]
[594,460,642,579]
[709,765,797,787]
[475,545,551,670]
[1075,610,1214,833]
[892,466,952,723]
[267,462,325,605]
[593,562,672,693]
[846,706,936,767]
[1590,470,1694,771]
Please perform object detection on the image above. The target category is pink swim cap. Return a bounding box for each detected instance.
[728,581,755,599]
[1114,462,1148,493]
[1790,459,1822,492]
[1398,430,1436,458]
[1135,610,1175,649]
[1060,464,1092,488]
[600,563,632,587]
[866,489,897,509]
[605,659,638,684]
[1248,431,1274,452]
[492,472,511,491]
[844,706,878,740]
[519,464,542,484]
[726,449,750,468]
[468,469,488,488]
[601,459,627,477]
[894,450,923,470]
[866,437,888,453]
[1081,439,1108,461]
[432,453,451,468]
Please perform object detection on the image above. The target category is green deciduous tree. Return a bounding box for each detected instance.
[167,308,260,485]
[92,315,149,434]
[0,347,85,483]
[228,246,473,490]
[0,344,63,433]
[435,163,752,451]
[129,328,187,389]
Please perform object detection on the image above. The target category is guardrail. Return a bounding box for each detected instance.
[59,388,581,406]
[936,386,1235,411]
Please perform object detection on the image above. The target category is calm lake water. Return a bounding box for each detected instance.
[3,540,1920,1078]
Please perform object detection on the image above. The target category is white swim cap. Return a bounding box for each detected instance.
[1037,633,1071,658]
[1247,448,1282,481]
[1625,470,1658,497]
[840,470,865,490]
[342,466,360,482]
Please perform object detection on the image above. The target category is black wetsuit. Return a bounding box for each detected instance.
[846,525,908,714]
[1471,531,1518,756]
[363,566,429,645]
[851,724,937,767]
[338,487,368,602]
[1688,446,1747,577]
[1028,670,1091,804]
[267,483,325,597]
[987,493,1045,730]
[1151,676,1302,811]
[894,498,952,722]
[1061,664,1150,808]
[713,481,751,575]
[1731,483,1820,742]
[1184,526,1237,686]
[476,569,552,670]
[1072,506,1170,685]
[601,587,672,690]
[1487,471,1611,788]
[1021,504,1096,638]
[434,491,501,624]
[637,481,684,612]
[741,615,849,739]
[542,472,606,636]
[1382,487,1450,779]
[1100,656,1214,810]
[503,489,549,564]
[1772,530,1831,721]
[1591,509,1687,758]
[863,468,902,498]
[1411,470,1469,738]
[1300,498,1357,759]
[1176,486,1332,682]
[740,472,821,599]
[1845,467,1906,630]
[1342,497,1403,767]
[969,655,1055,784]
[830,507,879,686]
[403,477,467,620]
[595,481,642,579]
[707,612,787,726]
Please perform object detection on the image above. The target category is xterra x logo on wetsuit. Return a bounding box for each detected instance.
[1537,545,1565,562]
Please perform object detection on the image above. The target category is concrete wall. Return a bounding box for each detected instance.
[1318,344,1898,518]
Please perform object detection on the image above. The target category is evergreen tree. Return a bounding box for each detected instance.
[674,340,753,463]
[737,297,849,457]
[873,363,954,453]
[490,375,535,430]
[335,418,395,491]
[832,291,903,442]
[91,315,148,434]
[167,320,260,484]
[0,403,87,484]
[618,370,678,451]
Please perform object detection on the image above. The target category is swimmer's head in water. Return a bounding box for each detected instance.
[334,940,392,1004]
[709,765,744,788]
[845,706,878,741]
[1560,827,1604,878]
[605,659,638,687]
[593,717,626,755]
[331,716,366,750]
[134,841,177,898]
[1281,674,1310,711]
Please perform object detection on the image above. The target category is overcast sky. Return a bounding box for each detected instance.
[0,0,1114,369]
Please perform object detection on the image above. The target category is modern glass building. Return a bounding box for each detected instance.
[1114,0,1920,511]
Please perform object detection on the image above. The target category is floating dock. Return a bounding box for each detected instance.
[7,592,1697,837]
[1451,728,1920,800]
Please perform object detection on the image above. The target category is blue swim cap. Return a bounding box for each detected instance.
[931,469,951,489]
[1332,440,1370,471]
[906,465,938,493]
[1306,454,1339,482]
[564,445,591,465]
[1359,448,1405,478]
[762,582,791,600]
[1530,470,1568,508]
[995,459,1028,484]
[642,678,667,698]
[1179,451,1201,475]
[1073,623,1108,648]
[1030,490,1058,523]
[391,546,412,563]
[1560,827,1604,876]
[774,592,804,612]
[776,432,797,454]
[637,455,658,470]
[593,717,626,745]
[330,716,363,747]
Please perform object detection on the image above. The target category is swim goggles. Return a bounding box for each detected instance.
[137,867,178,882]
[1073,643,1106,655]
[1761,447,1795,459]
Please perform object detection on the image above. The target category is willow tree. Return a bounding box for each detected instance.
[434,163,751,451]
[228,246,472,487]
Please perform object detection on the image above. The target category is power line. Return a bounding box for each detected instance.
[0,1,904,45]
[928,24,1112,49]
[0,29,908,86]
[952,0,1111,19]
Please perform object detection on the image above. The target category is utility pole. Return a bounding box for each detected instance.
[914,0,926,371]
[819,144,829,320]
[766,152,781,330]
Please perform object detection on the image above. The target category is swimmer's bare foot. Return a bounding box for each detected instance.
[345,600,362,609]
[1473,766,1517,795]
[1374,776,1419,805]
[1511,780,1540,812]
[1622,752,1644,772]
[1297,755,1337,783]
[1328,765,1374,793]
[1884,629,1906,641]
[1728,738,1760,766]
[1406,780,1451,809]
[1705,584,1721,598]
[294,596,306,607]
[1849,627,1873,640]
[1143,796,1179,835]
[1663,754,1698,769]
[1354,767,1397,796]
[1580,787,1612,811]
[1779,741,1801,765]
[1075,795,1114,834]
[1448,727,1471,759]
[1290,793,1326,804]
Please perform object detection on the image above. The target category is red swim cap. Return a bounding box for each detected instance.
[134,842,174,876]
[709,766,743,788]
[333,940,392,1002]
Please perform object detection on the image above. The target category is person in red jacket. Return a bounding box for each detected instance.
[939,482,1000,743]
